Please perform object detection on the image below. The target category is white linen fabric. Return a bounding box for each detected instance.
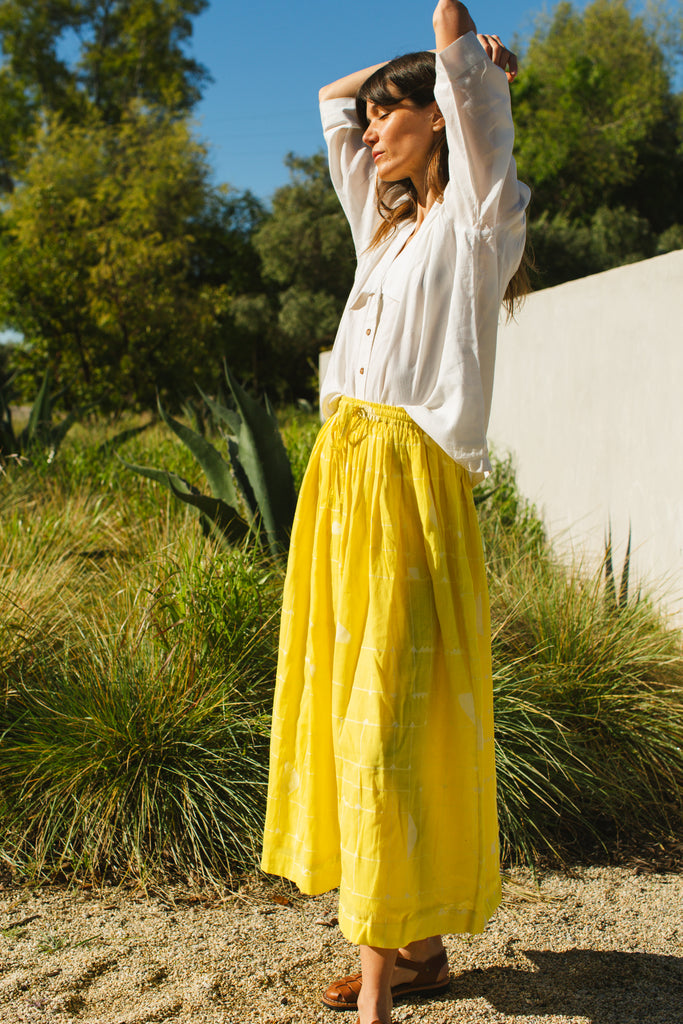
[319,31,530,481]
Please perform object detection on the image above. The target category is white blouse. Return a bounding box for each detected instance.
[319,31,530,481]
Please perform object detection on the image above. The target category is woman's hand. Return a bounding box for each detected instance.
[477,33,518,83]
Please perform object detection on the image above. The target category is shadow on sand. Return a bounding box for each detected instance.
[425,948,683,1023]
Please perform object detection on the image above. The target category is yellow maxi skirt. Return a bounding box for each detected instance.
[261,398,500,947]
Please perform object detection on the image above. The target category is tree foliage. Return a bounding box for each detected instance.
[0,108,234,409]
[254,153,354,352]
[0,0,209,190]
[512,0,683,286]
[0,0,275,410]
[237,153,355,396]
[514,0,670,215]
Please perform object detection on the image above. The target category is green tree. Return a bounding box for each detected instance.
[193,188,274,392]
[0,108,236,410]
[0,0,209,190]
[77,0,209,121]
[512,0,683,286]
[249,153,354,394]
[0,66,33,192]
[514,0,673,215]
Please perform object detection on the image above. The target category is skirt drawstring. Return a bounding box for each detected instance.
[329,400,372,452]
[326,401,380,507]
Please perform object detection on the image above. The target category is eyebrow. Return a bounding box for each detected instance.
[366,98,402,117]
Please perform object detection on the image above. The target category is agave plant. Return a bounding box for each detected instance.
[123,366,298,561]
[0,368,79,464]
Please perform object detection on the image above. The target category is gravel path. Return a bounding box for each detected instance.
[1,867,681,1024]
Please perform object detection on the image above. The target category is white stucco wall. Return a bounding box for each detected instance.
[488,249,683,625]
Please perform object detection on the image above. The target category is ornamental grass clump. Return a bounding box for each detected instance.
[0,436,282,885]
[489,535,683,864]
[1,638,269,884]
[0,547,280,886]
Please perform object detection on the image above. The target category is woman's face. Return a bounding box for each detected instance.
[362,90,443,185]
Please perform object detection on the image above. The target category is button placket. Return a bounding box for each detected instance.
[358,299,378,397]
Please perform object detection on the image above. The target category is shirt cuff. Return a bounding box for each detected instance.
[320,96,361,132]
[436,30,488,80]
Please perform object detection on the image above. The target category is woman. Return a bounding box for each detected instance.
[261,3,530,1022]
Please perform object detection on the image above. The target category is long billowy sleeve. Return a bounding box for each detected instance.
[434,32,530,292]
[320,97,381,256]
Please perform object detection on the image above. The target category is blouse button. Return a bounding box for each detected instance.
[365,328,371,335]
[359,368,365,375]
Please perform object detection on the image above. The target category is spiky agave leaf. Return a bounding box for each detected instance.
[118,457,250,547]
[21,367,54,448]
[195,385,257,519]
[165,477,250,547]
[224,367,297,560]
[156,397,241,510]
[195,384,241,437]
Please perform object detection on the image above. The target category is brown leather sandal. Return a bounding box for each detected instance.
[322,948,449,1011]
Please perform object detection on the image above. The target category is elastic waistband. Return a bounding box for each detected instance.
[336,396,416,425]
[328,396,425,450]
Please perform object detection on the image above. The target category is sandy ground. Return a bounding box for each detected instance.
[0,867,681,1024]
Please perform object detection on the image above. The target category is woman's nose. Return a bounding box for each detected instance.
[362,123,377,147]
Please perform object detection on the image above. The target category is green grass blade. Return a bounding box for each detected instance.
[619,524,632,610]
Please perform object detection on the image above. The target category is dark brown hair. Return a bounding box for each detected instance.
[356,51,530,314]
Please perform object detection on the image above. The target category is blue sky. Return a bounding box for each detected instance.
[191,1,551,200]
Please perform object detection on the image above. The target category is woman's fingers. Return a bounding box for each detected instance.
[477,32,518,83]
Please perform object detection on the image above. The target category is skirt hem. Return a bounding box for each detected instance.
[337,885,502,946]
[260,852,340,898]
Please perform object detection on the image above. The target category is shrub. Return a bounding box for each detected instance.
[491,535,683,864]
[0,541,281,885]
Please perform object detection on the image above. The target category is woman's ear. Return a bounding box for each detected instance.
[432,108,446,132]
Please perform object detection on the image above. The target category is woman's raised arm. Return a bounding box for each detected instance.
[320,4,516,104]
[434,1,518,81]
[433,0,477,49]
[318,0,473,102]
[319,62,388,103]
